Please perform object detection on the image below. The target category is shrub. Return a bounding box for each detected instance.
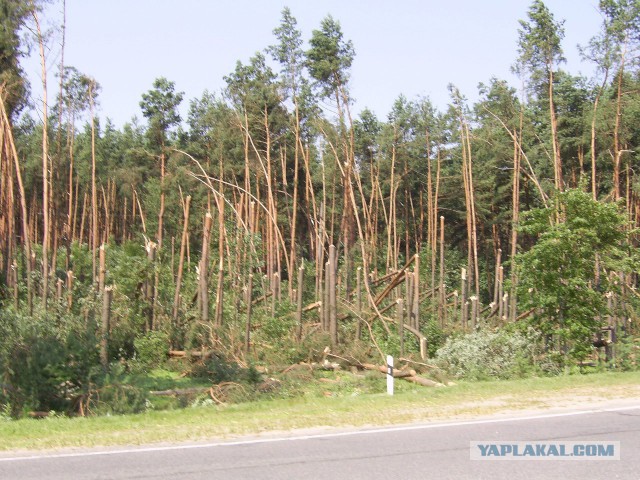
[134,331,170,370]
[615,335,640,371]
[435,329,536,380]
[0,307,102,416]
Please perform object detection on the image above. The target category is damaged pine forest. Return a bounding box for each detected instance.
[1,2,640,417]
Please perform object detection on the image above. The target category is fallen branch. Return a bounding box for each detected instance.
[398,357,442,371]
[326,352,363,368]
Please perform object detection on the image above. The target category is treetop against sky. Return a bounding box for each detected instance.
[24,0,601,127]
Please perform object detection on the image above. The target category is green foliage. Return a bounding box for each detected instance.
[90,384,149,416]
[203,356,240,384]
[614,335,640,371]
[600,0,640,48]
[268,6,305,99]
[139,77,184,140]
[259,299,297,343]
[188,355,262,390]
[0,0,33,117]
[5,4,640,419]
[423,318,446,358]
[0,307,102,416]
[0,403,11,421]
[516,188,635,360]
[306,15,355,97]
[435,329,539,380]
[516,0,565,80]
[134,331,170,371]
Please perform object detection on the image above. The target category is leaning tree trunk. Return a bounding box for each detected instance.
[0,90,33,312]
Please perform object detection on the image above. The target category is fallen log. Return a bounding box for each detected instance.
[149,387,209,396]
[302,301,321,312]
[516,308,535,321]
[28,411,50,419]
[169,350,215,359]
[405,376,445,388]
[281,363,313,374]
[361,363,415,378]
[360,362,445,387]
[252,291,273,306]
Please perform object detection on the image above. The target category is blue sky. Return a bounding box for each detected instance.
[26,0,603,127]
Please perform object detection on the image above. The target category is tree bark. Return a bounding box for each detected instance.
[100,286,113,372]
[32,6,50,309]
[172,195,191,324]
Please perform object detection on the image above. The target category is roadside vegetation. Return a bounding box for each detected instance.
[1,370,639,451]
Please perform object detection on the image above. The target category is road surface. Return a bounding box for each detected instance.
[1,404,638,479]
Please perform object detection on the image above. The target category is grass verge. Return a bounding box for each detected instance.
[1,370,639,452]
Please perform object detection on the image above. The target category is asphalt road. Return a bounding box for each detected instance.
[1,405,639,479]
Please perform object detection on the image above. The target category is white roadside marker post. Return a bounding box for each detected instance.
[387,355,394,395]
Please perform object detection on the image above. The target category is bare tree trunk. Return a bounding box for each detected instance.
[397,298,404,356]
[289,103,301,300]
[200,212,213,323]
[296,265,304,342]
[0,91,33,313]
[323,260,330,332]
[439,216,446,328]
[145,241,157,331]
[329,244,337,346]
[549,68,563,191]
[590,72,608,200]
[460,268,467,329]
[245,274,253,352]
[100,285,113,372]
[89,80,98,289]
[460,117,478,302]
[612,45,627,201]
[32,5,50,309]
[157,146,166,248]
[493,248,502,308]
[98,244,106,293]
[215,198,225,327]
[66,270,73,312]
[172,195,191,324]
[66,112,76,262]
[463,122,480,299]
[355,265,362,340]
[412,254,420,331]
[509,126,521,322]
[387,132,398,272]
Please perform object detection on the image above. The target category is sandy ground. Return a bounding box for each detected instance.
[395,383,640,421]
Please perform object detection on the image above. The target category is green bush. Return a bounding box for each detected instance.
[0,307,102,416]
[134,331,170,370]
[90,384,149,415]
[615,335,640,371]
[435,329,537,380]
